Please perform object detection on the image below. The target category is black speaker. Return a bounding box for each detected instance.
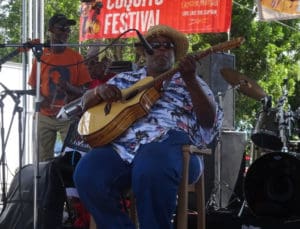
[197,52,236,130]
[0,162,58,229]
[0,155,81,229]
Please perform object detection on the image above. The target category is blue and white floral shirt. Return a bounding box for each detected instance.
[107,67,223,162]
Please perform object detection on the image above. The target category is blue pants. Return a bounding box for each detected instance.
[73,130,203,229]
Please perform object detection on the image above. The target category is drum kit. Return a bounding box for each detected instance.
[220,68,300,219]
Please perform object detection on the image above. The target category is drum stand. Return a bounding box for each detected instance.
[237,138,258,217]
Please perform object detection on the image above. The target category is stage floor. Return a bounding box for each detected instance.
[201,208,300,229]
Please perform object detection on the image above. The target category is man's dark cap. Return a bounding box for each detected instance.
[48,14,76,28]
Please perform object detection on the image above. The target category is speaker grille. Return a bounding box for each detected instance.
[197,53,236,130]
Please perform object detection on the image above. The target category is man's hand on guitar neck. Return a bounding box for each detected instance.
[178,54,197,84]
[178,54,216,128]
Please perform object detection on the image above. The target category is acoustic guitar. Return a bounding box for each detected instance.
[78,37,245,147]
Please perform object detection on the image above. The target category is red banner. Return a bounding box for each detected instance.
[79,0,232,41]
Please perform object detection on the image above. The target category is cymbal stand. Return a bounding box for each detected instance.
[207,80,250,212]
[276,79,290,153]
[216,92,223,208]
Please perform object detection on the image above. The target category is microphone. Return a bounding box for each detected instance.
[135,30,154,55]
[56,97,83,120]
[10,89,36,96]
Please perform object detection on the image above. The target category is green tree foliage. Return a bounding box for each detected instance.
[187,1,300,132]
[230,1,300,132]
[0,0,81,60]
[44,0,80,45]
[0,0,24,61]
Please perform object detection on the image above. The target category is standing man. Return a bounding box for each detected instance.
[28,13,92,162]
[74,24,223,228]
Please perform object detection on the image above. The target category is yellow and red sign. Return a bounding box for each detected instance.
[79,0,232,41]
[258,0,300,21]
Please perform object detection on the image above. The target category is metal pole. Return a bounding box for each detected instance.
[216,92,223,209]
[21,0,27,167]
[32,1,44,228]
[27,0,33,165]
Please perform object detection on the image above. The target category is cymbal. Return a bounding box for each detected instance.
[220,68,267,101]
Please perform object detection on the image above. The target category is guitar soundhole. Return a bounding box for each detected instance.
[104,103,111,115]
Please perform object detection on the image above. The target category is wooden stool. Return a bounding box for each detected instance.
[89,215,96,229]
[176,145,211,229]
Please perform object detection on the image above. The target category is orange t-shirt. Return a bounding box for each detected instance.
[28,47,92,116]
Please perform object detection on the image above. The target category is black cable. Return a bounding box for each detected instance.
[37,28,138,68]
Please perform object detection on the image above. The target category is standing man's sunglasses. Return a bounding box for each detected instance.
[149,42,175,49]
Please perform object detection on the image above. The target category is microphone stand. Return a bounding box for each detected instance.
[0,90,24,215]
[0,93,7,214]
[15,93,26,219]
[31,43,43,229]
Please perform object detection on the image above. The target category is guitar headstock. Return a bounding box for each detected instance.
[193,37,245,60]
[211,37,245,52]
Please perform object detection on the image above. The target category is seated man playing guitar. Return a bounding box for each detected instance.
[74,24,223,229]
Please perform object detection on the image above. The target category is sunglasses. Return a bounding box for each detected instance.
[54,25,71,32]
[85,59,99,66]
[149,42,175,49]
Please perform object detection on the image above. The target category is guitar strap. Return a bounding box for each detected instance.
[154,80,164,92]
[155,77,172,92]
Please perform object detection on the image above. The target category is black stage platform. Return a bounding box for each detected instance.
[185,208,300,229]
